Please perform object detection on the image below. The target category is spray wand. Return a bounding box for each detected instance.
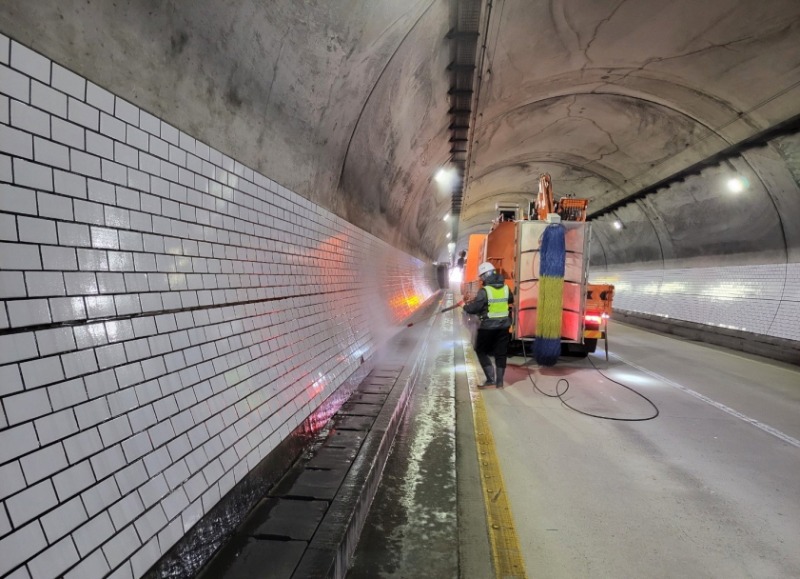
[406,300,464,327]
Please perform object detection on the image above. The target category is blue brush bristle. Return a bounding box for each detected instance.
[534,337,561,366]
[535,223,566,366]
[539,224,566,277]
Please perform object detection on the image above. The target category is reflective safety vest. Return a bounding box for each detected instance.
[485,285,510,318]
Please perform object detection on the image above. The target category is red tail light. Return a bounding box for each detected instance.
[584,314,603,325]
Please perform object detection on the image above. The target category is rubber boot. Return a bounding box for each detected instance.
[480,365,495,388]
[495,366,505,388]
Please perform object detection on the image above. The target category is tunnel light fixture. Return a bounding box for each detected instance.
[443,212,450,221]
[724,160,748,193]
[447,242,456,253]
[435,167,457,188]
[613,220,623,230]
[726,176,745,193]
[446,232,451,239]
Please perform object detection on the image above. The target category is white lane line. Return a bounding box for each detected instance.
[609,351,800,449]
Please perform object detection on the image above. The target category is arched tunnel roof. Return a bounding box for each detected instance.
[5,0,798,265]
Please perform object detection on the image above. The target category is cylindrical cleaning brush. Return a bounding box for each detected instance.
[534,223,565,366]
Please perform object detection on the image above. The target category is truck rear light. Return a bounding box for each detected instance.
[584,314,603,325]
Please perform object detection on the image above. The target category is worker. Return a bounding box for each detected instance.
[462,262,513,388]
[456,250,466,271]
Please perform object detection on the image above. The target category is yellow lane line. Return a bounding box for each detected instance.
[463,343,528,579]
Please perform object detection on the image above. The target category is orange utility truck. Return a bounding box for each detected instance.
[461,174,613,358]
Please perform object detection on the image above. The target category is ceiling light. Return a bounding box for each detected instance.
[435,167,457,188]
[443,213,450,221]
[727,177,745,193]
[446,232,451,239]
[613,220,623,230]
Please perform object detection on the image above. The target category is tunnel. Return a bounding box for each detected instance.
[0,1,798,578]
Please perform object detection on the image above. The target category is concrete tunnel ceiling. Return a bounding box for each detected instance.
[4,0,799,265]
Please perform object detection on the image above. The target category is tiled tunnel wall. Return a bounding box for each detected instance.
[591,262,800,342]
[0,36,436,578]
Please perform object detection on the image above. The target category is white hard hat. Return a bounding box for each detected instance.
[478,262,495,276]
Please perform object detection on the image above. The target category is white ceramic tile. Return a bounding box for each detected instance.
[86,130,114,161]
[53,170,87,198]
[0,520,47,577]
[38,192,74,222]
[32,138,70,172]
[96,343,126,369]
[61,349,98,379]
[31,79,67,117]
[20,354,64,388]
[0,151,10,180]
[63,549,110,579]
[0,32,8,65]
[20,443,68,484]
[11,100,50,137]
[73,200,105,226]
[27,534,80,579]
[0,271,26,299]
[108,251,135,272]
[0,461,26,501]
[6,479,58,527]
[115,460,148,496]
[35,326,76,355]
[73,399,112,434]
[70,149,101,178]
[115,97,139,125]
[77,249,109,274]
[7,298,51,327]
[68,96,99,130]
[114,362,144,389]
[108,490,144,531]
[0,183,37,215]
[86,81,114,114]
[18,216,58,245]
[51,117,85,150]
[25,271,66,296]
[72,511,115,557]
[14,157,53,190]
[35,407,79,445]
[0,63,31,103]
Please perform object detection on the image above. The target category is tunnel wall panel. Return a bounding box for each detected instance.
[0,36,436,579]
[591,263,800,342]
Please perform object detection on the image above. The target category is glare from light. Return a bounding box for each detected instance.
[613,220,623,230]
[443,213,450,221]
[727,177,745,193]
[449,267,463,283]
[435,167,457,188]
[447,242,456,253]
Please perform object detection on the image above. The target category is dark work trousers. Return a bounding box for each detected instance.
[474,328,511,369]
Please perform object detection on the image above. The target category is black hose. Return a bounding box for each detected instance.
[523,352,659,422]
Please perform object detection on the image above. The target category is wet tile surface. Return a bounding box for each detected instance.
[339,402,382,416]
[324,429,366,448]
[333,415,376,430]
[359,383,395,394]
[246,498,329,541]
[279,468,350,500]
[306,446,359,469]
[348,393,388,404]
[202,538,307,579]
